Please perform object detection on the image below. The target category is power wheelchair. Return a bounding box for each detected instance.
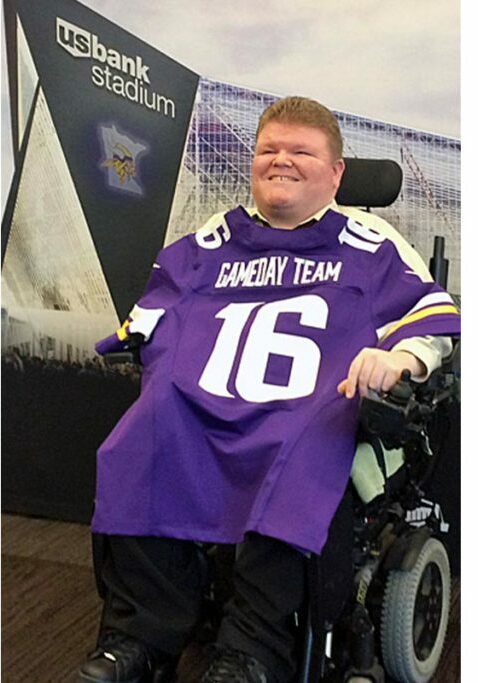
[102,158,460,683]
[296,341,459,683]
[293,160,460,683]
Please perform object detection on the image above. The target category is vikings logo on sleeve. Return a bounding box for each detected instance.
[95,304,165,355]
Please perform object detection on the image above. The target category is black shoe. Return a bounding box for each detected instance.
[200,647,271,683]
[78,631,176,683]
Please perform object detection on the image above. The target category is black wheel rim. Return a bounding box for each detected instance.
[413,561,443,661]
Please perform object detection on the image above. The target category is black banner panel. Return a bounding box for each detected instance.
[4,0,199,318]
[2,0,199,521]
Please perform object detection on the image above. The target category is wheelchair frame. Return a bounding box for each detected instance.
[297,345,460,683]
[297,235,460,683]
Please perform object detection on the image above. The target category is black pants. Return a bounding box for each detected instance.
[93,492,353,683]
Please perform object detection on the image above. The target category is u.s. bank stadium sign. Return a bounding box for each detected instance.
[56,17,176,118]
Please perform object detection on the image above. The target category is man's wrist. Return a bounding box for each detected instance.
[391,350,426,378]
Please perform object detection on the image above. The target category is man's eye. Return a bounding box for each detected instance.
[296,150,312,156]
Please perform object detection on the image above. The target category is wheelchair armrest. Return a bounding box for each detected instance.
[358,356,458,450]
[359,372,429,449]
[438,338,460,376]
[413,338,461,405]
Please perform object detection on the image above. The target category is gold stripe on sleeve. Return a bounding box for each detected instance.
[381,305,459,341]
[116,319,130,341]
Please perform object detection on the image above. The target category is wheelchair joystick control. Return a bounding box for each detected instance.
[358,370,421,448]
[387,370,413,406]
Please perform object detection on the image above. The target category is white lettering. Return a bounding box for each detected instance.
[121,53,135,76]
[244,260,259,287]
[91,64,104,87]
[196,219,231,250]
[231,262,249,287]
[112,74,125,97]
[90,66,176,118]
[215,262,232,288]
[91,34,107,62]
[293,258,342,285]
[125,78,139,101]
[57,18,150,81]
[293,258,305,285]
[56,17,170,116]
[214,256,290,289]
[275,256,288,285]
[214,256,341,289]
[135,56,151,84]
[312,262,324,282]
[326,261,342,281]
[301,259,315,284]
[56,18,91,57]
[108,49,122,71]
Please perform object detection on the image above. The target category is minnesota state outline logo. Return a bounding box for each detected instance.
[98,124,148,196]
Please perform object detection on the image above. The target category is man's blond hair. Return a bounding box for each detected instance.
[256,96,343,160]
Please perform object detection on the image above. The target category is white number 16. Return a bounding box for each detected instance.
[199,294,329,403]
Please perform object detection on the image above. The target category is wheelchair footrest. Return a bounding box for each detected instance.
[342,605,385,682]
[350,605,375,670]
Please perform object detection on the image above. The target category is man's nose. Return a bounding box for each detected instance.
[272,149,293,166]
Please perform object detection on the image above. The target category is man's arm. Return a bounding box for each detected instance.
[337,335,453,399]
[337,347,425,399]
[335,205,455,398]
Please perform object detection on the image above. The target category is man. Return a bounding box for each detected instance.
[79,97,459,683]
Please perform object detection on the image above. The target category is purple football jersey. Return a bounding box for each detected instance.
[92,207,460,554]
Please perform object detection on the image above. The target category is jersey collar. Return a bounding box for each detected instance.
[226,205,346,251]
[246,202,337,229]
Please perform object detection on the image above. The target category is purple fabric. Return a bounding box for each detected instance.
[95,332,126,356]
[92,207,460,554]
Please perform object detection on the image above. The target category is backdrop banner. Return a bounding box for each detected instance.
[1,0,460,577]
[1,0,199,521]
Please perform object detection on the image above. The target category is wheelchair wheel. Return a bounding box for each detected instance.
[380,537,450,683]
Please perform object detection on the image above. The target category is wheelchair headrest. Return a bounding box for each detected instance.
[336,158,403,208]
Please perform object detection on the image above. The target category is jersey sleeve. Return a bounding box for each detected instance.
[370,240,460,351]
[337,204,433,281]
[95,235,197,355]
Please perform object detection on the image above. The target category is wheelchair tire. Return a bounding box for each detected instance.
[380,537,450,683]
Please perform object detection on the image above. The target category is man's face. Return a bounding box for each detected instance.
[251,120,345,229]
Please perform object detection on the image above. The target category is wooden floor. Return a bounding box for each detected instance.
[1,513,460,682]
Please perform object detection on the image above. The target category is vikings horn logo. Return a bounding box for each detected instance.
[102,143,136,185]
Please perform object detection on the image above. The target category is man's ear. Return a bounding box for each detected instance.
[332,158,346,190]
[334,158,346,179]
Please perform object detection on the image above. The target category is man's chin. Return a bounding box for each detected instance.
[259,195,295,213]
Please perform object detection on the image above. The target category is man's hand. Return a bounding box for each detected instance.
[337,349,426,399]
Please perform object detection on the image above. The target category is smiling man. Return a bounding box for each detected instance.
[250,98,440,397]
[252,121,344,229]
[80,97,460,683]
